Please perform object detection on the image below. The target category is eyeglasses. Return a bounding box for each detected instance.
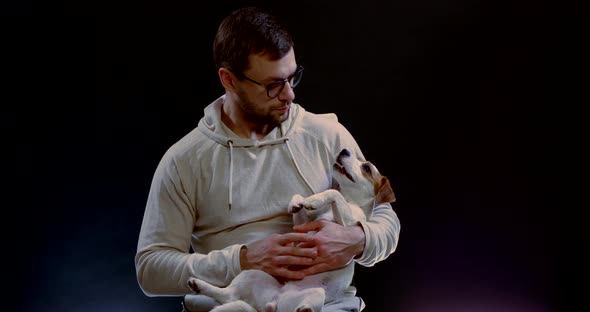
[241,65,304,98]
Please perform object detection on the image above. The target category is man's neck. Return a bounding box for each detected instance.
[221,101,275,141]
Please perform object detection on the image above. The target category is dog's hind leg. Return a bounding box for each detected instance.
[187,277,235,304]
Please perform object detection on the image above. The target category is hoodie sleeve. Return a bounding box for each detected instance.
[356,202,400,266]
[135,153,243,296]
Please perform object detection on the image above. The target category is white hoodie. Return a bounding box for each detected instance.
[135,95,401,296]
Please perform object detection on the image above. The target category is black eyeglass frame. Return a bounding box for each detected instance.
[240,65,304,98]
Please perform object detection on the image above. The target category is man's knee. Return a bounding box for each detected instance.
[323,296,365,312]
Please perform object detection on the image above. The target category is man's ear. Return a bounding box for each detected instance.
[219,67,237,92]
[375,176,396,205]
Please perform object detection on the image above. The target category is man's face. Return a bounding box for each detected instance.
[234,48,298,126]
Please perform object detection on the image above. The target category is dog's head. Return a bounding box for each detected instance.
[332,148,396,209]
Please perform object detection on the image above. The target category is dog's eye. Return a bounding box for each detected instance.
[361,163,372,174]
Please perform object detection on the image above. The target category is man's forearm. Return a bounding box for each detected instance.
[355,203,400,266]
[135,245,243,296]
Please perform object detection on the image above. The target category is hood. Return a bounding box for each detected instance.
[196,95,313,210]
[197,95,305,148]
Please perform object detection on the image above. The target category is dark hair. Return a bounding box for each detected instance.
[213,7,294,75]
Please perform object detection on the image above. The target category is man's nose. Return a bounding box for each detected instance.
[277,81,295,102]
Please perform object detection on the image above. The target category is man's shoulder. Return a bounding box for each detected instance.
[297,108,349,138]
[163,125,212,161]
[311,112,338,123]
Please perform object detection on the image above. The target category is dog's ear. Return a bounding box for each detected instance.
[375,176,396,205]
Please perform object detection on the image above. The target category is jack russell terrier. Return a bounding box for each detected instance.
[187,148,396,312]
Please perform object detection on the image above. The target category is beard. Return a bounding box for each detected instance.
[235,89,289,126]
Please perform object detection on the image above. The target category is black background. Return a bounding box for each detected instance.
[3,1,582,311]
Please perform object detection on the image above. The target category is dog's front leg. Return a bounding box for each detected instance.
[322,190,355,226]
[295,190,354,226]
[289,191,332,215]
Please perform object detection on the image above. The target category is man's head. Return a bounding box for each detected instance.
[214,7,302,127]
[213,6,294,75]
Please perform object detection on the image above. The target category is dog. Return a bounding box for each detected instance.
[187,148,395,312]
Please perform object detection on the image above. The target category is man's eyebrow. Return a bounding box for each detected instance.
[263,67,298,83]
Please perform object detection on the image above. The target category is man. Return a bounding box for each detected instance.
[135,6,400,311]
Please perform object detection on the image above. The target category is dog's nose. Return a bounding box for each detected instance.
[339,149,351,157]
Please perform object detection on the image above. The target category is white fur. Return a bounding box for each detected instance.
[187,149,393,312]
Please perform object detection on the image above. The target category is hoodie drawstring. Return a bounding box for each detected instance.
[227,140,234,210]
[226,138,315,211]
[284,138,316,195]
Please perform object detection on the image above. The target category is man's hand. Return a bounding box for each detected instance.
[240,233,317,280]
[293,220,365,276]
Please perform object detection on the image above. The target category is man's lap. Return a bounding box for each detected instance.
[181,294,365,311]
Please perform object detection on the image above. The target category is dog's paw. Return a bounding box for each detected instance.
[288,194,305,213]
[187,277,201,294]
[290,204,305,214]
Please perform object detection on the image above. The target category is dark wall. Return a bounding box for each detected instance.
[4,1,579,311]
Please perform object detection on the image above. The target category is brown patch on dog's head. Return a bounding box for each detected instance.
[375,176,396,205]
[360,162,380,183]
[357,161,396,205]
